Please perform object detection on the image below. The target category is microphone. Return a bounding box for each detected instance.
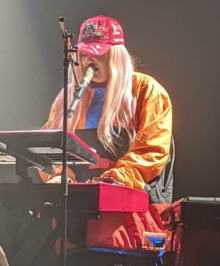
[68,65,95,118]
[59,16,67,37]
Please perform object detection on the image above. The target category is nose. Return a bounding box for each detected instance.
[82,54,95,67]
[86,55,95,66]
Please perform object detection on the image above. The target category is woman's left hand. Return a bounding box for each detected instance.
[88,176,125,186]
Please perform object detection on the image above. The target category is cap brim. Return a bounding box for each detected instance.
[77,42,111,56]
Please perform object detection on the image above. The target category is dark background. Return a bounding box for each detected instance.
[0,0,219,201]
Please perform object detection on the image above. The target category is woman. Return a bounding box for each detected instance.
[40,15,172,202]
[39,14,173,259]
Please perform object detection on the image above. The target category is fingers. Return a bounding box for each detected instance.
[89,177,125,186]
[46,176,75,184]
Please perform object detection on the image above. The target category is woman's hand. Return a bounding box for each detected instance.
[46,175,75,184]
[88,176,125,186]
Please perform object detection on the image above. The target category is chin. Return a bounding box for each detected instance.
[92,77,103,83]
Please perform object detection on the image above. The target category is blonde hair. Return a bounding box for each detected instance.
[97,45,137,154]
[50,45,137,155]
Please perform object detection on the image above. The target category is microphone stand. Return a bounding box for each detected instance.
[58,16,78,266]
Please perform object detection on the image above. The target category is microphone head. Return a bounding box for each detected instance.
[82,65,95,84]
[86,65,95,75]
[59,16,65,22]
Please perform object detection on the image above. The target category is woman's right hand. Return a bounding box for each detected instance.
[46,175,75,184]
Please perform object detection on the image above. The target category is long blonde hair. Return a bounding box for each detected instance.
[51,45,137,155]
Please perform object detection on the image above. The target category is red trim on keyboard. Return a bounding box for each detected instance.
[89,158,116,170]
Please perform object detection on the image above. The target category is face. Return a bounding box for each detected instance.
[80,51,110,84]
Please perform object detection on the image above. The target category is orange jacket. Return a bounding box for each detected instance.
[40,72,172,190]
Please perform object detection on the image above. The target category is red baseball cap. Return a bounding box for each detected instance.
[77,15,124,56]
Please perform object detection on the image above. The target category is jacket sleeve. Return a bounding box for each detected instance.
[39,99,76,183]
[101,81,172,190]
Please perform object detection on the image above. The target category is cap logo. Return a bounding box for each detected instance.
[113,38,124,42]
[95,44,103,49]
[111,23,122,36]
[77,16,125,55]
[82,22,109,40]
